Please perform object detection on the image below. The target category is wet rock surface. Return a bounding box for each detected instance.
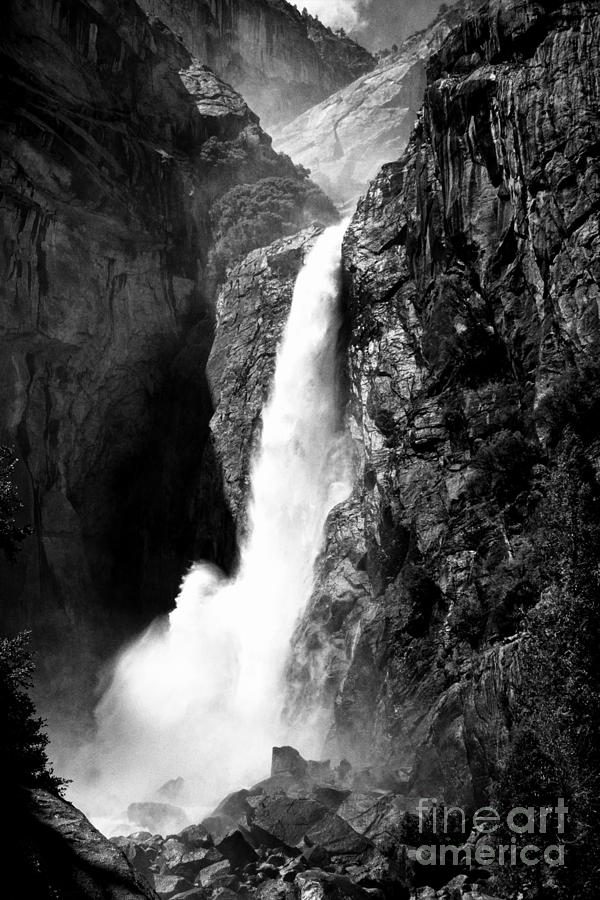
[284,0,600,805]
[110,747,504,900]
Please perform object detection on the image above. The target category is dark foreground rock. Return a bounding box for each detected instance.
[15,789,158,899]
[111,747,508,900]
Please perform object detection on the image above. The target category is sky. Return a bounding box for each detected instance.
[294,0,452,48]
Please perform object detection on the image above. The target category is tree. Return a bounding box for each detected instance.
[0,446,63,796]
[0,632,64,794]
[0,445,31,560]
[492,437,600,898]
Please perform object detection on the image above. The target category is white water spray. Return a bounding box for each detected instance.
[69,223,351,832]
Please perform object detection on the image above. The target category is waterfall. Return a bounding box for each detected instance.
[70,223,351,833]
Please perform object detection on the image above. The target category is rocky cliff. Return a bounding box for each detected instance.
[136,0,375,130]
[0,0,334,705]
[272,4,471,209]
[207,228,321,530]
[284,0,600,805]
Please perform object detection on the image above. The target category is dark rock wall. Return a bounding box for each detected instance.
[285,0,600,805]
[0,0,326,701]
[136,0,375,130]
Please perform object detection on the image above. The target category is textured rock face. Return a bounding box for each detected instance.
[0,0,328,701]
[207,229,320,534]
[136,0,374,131]
[286,0,600,805]
[271,12,456,210]
[13,789,158,899]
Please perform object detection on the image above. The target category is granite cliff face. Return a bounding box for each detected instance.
[136,0,375,130]
[272,5,468,209]
[207,229,321,532]
[280,0,600,805]
[0,0,333,698]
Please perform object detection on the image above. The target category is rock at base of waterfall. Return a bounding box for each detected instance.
[296,869,374,900]
[195,860,233,888]
[272,745,309,778]
[163,844,224,879]
[302,845,332,868]
[154,874,193,898]
[170,890,206,900]
[21,789,157,899]
[178,824,214,849]
[128,802,189,835]
[216,828,259,869]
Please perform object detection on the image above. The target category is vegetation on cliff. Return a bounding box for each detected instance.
[210,173,338,279]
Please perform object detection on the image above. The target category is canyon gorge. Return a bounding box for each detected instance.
[2,0,600,898]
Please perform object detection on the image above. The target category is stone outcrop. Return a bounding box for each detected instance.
[283,0,600,805]
[206,229,320,533]
[109,746,505,899]
[0,0,331,704]
[272,4,472,209]
[12,789,158,898]
[136,0,375,131]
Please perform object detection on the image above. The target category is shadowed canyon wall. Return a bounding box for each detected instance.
[0,0,334,704]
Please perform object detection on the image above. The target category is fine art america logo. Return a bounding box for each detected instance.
[416,798,567,867]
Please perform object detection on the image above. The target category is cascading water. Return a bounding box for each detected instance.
[69,223,352,833]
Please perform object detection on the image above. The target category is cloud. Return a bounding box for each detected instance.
[294,0,371,29]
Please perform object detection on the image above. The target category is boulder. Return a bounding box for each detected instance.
[296,869,375,900]
[307,761,333,782]
[305,814,372,859]
[170,891,206,900]
[216,828,258,869]
[153,874,193,899]
[272,747,309,779]
[312,787,351,812]
[196,861,232,888]
[257,863,280,880]
[178,825,214,849]
[23,789,158,899]
[166,848,224,880]
[201,815,238,842]
[302,845,331,868]
[251,798,329,848]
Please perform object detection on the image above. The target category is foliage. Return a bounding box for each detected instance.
[536,361,600,446]
[0,445,31,560]
[467,429,537,504]
[210,174,338,280]
[0,631,65,794]
[492,437,600,899]
[0,447,62,795]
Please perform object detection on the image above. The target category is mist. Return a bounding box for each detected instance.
[297,0,457,48]
[66,224,352,835]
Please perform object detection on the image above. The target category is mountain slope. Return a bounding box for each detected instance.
[272,2,473,208]
[136,0,375,130]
